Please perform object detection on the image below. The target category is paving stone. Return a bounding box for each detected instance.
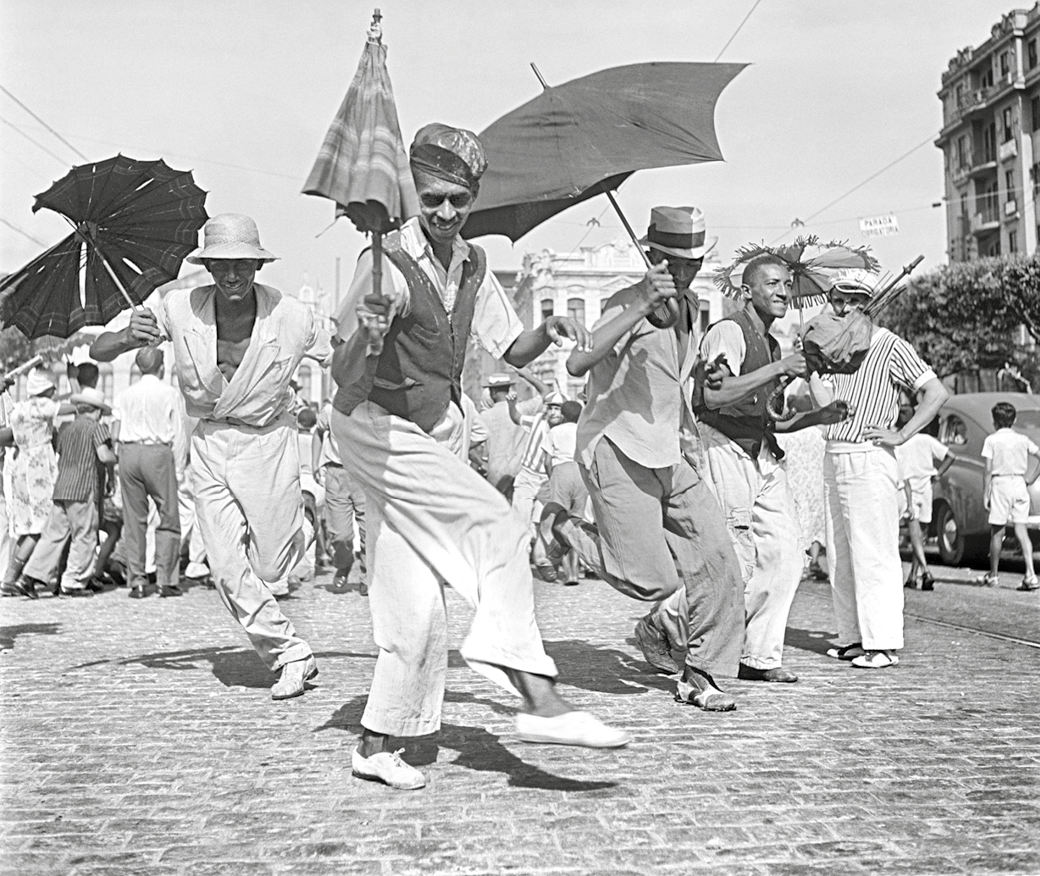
[1,567,1038,873]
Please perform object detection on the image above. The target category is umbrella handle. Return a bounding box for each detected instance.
[603,190,679,329]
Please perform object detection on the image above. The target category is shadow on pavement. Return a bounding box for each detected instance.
[784,626,838,657]
[545,639,673,696]
[66,646,371,690]
[314,695,618,792]
[0,621,61,652]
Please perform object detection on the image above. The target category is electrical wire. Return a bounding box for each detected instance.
[1,118,72,166]
[714,0,764,62]
[0,85,88,161]
[0,217,47,246]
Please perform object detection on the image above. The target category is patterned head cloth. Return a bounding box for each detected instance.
[409,123,488,189]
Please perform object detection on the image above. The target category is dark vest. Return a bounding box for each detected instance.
[694,308,783,460]
[335,233,486,433]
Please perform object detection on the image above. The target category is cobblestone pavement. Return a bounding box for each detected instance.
[1,558,1038,876]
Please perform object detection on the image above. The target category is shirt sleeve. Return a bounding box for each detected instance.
[699,322,747,377]
[928,435,948,461]
[1029,438,1040,456]
[471,270,524,360]
[888,335,935,391]
[332,249,410,341]
[154,290,172,339]
[93,421,111,449]
[981,435,993,459]
[302,306,334,367]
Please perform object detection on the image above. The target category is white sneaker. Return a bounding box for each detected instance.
[850,649,899,669]
[351,747,426,790]
[515,710,630,748]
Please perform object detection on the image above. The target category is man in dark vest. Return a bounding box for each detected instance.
[681,253,844,683]
[329,123,629,791]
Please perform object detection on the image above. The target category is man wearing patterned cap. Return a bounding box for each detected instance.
[810,269,947,670]
[90,213,333,700]
[330,123,628,791]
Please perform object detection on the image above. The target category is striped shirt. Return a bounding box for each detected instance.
[518,412,552,474]
[825,327,935,444]
[53,416,111,502]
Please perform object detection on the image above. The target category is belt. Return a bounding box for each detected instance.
[121,440,171,447]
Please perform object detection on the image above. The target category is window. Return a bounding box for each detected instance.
[956,135,968,170]
[981,67,994,89]
[296,363,313,403]
[1003,107,1014,142]
[940,415,968,446]
[1033,96,1040,131]
[1001,51,1010,77]
[1030,39,1038,69]
[698,301,711,337]
[1010,230,1019,253]
[983,123,997,162]
[1007,169,1016,198]
[540,298,554,320]
[567,297,586,327]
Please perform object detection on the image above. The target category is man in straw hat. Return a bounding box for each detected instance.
[479,369,550,499]
[544,205,746,711]
[17,387,116,597]
[810,268,947,670]
[111,347,184,599]
[91,213,333,699]
[330,123,627,791]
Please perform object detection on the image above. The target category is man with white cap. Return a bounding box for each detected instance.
[90,213,332,699]
[810,269,947,670]
[546,205,746,711]
[112,347,184,599]
[331,123,627,791]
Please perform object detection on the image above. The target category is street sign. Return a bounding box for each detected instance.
[859,214,899,238]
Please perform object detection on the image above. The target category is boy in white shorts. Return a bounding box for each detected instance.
[895,402,953,591]
[981,401,1040,590]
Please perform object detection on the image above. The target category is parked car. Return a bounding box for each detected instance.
[931,392,1040,564]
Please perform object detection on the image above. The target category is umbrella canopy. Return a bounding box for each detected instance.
[713,237,880,304]
[0,155,208,339]
[302,13,418,233]
[463,61,745,241]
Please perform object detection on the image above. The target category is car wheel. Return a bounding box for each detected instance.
[935,502,964,566]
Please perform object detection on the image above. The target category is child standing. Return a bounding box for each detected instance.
[895,407,954,591]
[540,400,586,586]
[980,401,1040,591]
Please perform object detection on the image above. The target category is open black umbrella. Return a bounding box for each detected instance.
[0,154,208,339]
[463,61,745,243]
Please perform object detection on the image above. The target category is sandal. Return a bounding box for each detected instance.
[1019,577,1040,592]
[825,642,865,661]
[975,573,998,587]
[920,572,935,591]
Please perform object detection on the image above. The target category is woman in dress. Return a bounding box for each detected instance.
[0,368,73,595]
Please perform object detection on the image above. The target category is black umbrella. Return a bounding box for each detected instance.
[463,61,745,243]
[0,155,208,339]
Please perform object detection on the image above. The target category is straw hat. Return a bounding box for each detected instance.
[69,386,111,415]
[186,213,279,264]
[484,372,515,389]
[25,368,55,397]
[639,206,717,259]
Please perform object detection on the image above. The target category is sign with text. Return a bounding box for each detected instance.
[859,214,899,238]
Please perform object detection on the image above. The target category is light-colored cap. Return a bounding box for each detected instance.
[829,267,879,297]
[186,213,279,264]
[484,372,515,389]
[25,368,55,397]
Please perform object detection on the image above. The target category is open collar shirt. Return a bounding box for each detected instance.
[156,283,333,428]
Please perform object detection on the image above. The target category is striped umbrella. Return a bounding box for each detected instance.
[303,10,417,352]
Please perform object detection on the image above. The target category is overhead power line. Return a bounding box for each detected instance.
[1,117,71,166]
[0,217,47,246]
[714,0,764,62]
[0,85,88,161]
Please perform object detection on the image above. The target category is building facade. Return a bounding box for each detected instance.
[467,239,731,401]
[938,6,1040,261]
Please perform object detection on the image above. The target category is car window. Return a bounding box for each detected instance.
[941,415,968,446]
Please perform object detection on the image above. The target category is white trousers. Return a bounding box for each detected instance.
[824,447,904,651]
[332,401,557,738]
[191,419,310,671]
[701,438,804,669]
[510,466,546,542]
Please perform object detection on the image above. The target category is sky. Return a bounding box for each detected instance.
[0,0,1021,322]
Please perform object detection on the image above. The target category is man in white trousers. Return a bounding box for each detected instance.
[331,123,628,791]
[811,269,947,670]
[90,213,332,700]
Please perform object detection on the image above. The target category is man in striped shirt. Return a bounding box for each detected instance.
[811,269,948,670]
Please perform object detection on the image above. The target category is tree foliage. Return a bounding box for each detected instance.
[879,254,1040,383]
[0,325,34,376]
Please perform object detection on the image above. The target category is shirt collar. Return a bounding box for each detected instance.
[401,217,472,266]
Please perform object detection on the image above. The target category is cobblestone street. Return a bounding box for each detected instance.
[1,562,1038,876]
